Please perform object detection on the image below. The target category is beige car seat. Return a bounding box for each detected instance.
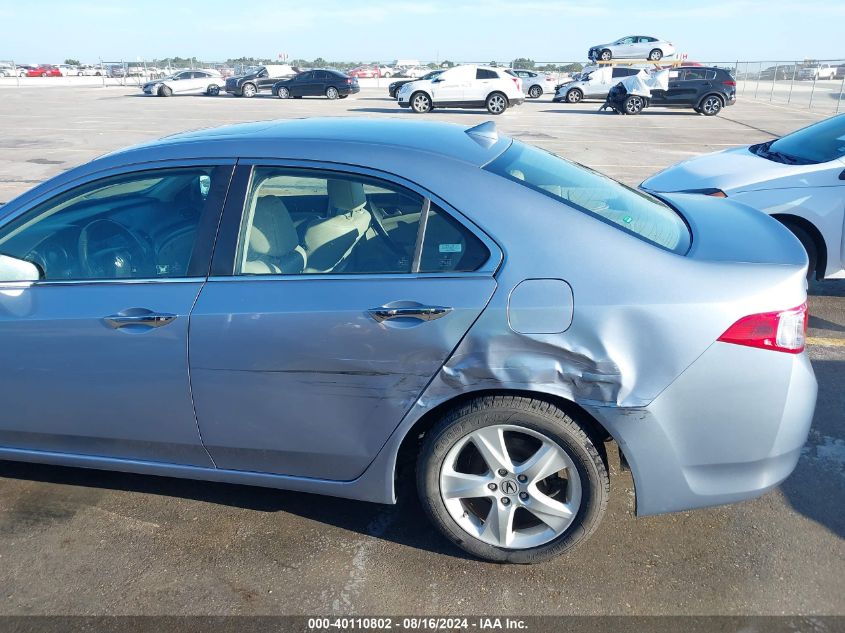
[302,179,372,273]
[242,196,307,274]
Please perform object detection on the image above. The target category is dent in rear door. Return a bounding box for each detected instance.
[189,276,496,480]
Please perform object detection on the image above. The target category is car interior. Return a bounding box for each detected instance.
[238,171,489,275]
[0,169,216,280]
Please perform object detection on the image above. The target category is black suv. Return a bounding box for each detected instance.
[225,65,295,98]
[650,66,736,115]
[273,69,359,100]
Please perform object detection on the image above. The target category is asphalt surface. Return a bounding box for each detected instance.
[0,86,842,616]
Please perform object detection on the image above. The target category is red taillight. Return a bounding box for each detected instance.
[722,80,737,87]
[718,303,808,354]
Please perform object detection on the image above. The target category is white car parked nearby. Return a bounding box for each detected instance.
[508,69,557,99]
[142,69,225,97]
[642,114,845,279]
[798,63,837,80]
[588,36,676,62]
[553,65,647,103]
[398,65,524,115]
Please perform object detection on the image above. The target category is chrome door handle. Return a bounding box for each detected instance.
[104,311,177,329]
[368,305,452,323]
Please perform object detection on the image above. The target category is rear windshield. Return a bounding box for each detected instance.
[765,114,845,164]
[485,142,691,254]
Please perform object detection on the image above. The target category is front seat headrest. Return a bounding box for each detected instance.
[327,179,367,213]
[249,196,298,257]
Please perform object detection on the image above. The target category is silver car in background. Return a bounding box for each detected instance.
[588,35,676,61]
[0,118,816,563]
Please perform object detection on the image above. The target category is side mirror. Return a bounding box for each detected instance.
[0,254,41,282]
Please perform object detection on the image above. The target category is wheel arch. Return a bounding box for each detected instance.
[772,213,828,279]
[393,389,614,492]
[696,91,725,109]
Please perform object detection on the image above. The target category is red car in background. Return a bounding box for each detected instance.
[26,65,62,77]
[348,66,379,78]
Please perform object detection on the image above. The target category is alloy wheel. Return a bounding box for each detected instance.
[326,87,339,100]
[567,89,582,103]
[701,96,722,115]
[411,93,431,113]
[278,87,290,99]
[242,84,256,98]
[487,94,507,114]
[439,424,582,549]
[529,85,542,99]
[625,96,644,114]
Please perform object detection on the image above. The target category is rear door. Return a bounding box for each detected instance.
[188,163,499,480]
[664,68,715,105]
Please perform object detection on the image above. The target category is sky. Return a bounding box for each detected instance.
[2,0,842,65]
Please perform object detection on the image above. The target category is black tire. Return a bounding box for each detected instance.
[277,86,290,99]
[648,49,663,61]
[417,395,609,564]
[566,88,583,103]
[40,72,47,77]
[410,91,432,113]
[241,82,257,98]
[158,85,172,97]
[623,95,644,114]
[599,49,612,62]
[783,222,819,281]
[698,94,723,116]
[528,84,543,99]
[325,86,339,100]
[206,85,220,96]
[486,91,508,115]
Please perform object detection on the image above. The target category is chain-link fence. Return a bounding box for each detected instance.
[729,59,845,114]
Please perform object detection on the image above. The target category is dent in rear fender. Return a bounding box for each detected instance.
[586,344,817,516]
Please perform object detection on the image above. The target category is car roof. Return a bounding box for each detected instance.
[101,118,513,169]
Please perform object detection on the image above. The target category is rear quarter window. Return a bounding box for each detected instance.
[485,142,691,254]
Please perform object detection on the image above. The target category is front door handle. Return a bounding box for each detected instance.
[104,309,177,329]
[368,305,452,323]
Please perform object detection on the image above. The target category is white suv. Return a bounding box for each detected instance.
[397,65,525,115]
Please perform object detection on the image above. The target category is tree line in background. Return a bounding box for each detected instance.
[62,55,584,72]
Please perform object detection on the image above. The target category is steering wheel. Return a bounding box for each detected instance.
[77,219,152,279]
[367,200,409,259]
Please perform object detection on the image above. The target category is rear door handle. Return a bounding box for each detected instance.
[104,309,177,329]
[368,305,452,323]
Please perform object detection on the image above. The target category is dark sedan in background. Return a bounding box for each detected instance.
[388,69,443,98]
[272,69,359,100]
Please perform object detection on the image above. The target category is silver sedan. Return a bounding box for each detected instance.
[588,35,676,61]
[0,118,816,563]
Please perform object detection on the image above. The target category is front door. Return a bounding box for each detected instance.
[189,164,498,480]
[0,163,233,465]
[431,67,470,104]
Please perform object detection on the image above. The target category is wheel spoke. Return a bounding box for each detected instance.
[480,500,516,547]
[471,426,514,473]
[525,490,575,532]
[516,442,569,485]
[441,468,493,500]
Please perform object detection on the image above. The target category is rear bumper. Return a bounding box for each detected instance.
[586,343,817,516]
[341,85,360,95]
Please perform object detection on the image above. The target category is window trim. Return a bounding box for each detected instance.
[209,160,502,279]
[0,160,236,285]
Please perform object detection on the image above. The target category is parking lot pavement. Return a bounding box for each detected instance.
[0,86,842,616]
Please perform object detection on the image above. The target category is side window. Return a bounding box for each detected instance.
[0,167,227,281]
[419,206,489,273]
[235,168,489,276]
[476,69,497,80]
